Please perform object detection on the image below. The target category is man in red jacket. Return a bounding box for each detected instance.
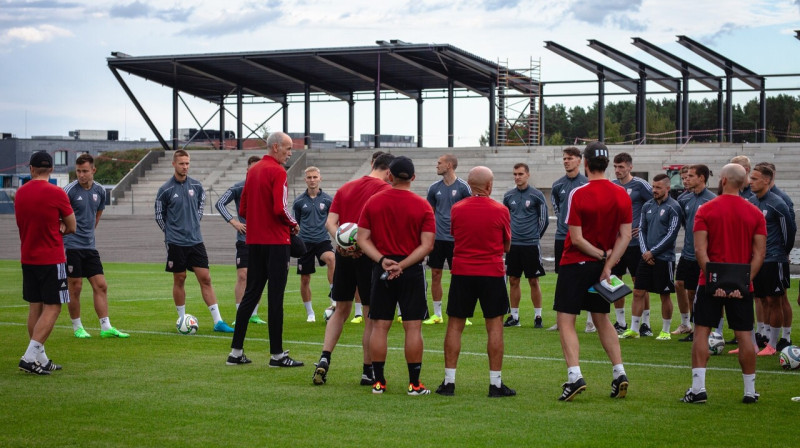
[227,131,303,367]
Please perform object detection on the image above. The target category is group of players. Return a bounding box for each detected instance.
[14,135,797,403]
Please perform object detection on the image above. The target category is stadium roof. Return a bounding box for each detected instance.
[107,40,537,103]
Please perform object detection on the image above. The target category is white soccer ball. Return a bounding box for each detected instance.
[335,222,358,250]
[708,332,725,355]
[323,307,335,322]
[779,345,800,370]
[176,314,199,335]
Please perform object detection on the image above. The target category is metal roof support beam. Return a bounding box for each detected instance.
[174,61,284,104]
[726,73,733,142]
[304,84,311,149]
[108,67,170,152]
[375,63,381,149]
[241,58,351,102]
[717,80,724,142]
[237,87,243,150]
[448,79,454,148]
[314,55,419,99]
[760,78,767,143]
[796,30,800,41]
[417,92,424,148]
[675,80,682,142]
[349,97,355,149]
[386,51,488,97]
[598,75,605,142]
[489,81,496,147]
[219,95,225,150]
[282,95,289,134]
[539,83,545,146]
[172,87,178,151]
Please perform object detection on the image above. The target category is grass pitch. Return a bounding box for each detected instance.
[1,260,798,447]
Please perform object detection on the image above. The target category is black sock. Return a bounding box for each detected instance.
[408,362,422,386]
[321,351,331,364]
[373,361,386,382]
[363,363,373,378]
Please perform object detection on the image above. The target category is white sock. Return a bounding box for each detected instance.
[681,313,690,326]
[662,319,672,334]
[586,314,594,324]
[489,370,502,388]
[354,302,363,317]
[769,326,780,347]
[534,307,542,318]
[230,348,243,357]
[35,344,49,365]
[252,303,260,316]
[208,304,222,324]
[396,303,402,317]
[757,322,765,334]
[304,301,314,316]
[23,340,42,363]
[71,318,83,331]
[642,310,651,327]
[762,324,771,339]
[433,301,442,317]
[99,317,112,331]
[567,366,582,383]
[444,368,456,385]
[691,368,706,393]
[236,303,240,311]
[271,351,287,360]
[716,317,725,334]
[783,327,792,341]
[743,373,756,396]
[612,363,626,380]
[616,309,626,326]
[176,305,186,320]
[511,307,519,320]
[631,316,641,332]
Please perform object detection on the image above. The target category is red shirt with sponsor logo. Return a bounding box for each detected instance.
[240,155,297,245]
[560,179,632,265]
[450,196,510,277]
[359,188,435,256]
[15,179,74,265]
[330,176,391,224]
[694,194,766,289]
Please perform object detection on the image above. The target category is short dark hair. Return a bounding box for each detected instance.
[442,154,458,170]
[752,164,774,181]
[173,149,189,160]
[371,151,385,162]
[613,152,632,164]
[584,141,610,173]
[247,156,261,165]
[75,153,94,166]
[652,173,669,183]
[563,147,581,158]
[689,164,710,183]
[513,163,529,173]
[372,153,395,170]
[754,161,776,172]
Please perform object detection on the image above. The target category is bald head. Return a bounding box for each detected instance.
[720,163,747,194]
[467,166,493,197]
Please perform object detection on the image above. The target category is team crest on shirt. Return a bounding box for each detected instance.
[452,190,457,197]
[627,188,632,195]
[525,200,531,207]
[188,190,195,197]
[68,265,73,273]
[168,261,173,269]
[762,210,768,217]
[659,209,665,216]
[320,203,326,210]
[92,193,98,202]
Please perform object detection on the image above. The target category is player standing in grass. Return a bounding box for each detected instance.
[16,151,76,374]
[681,163,765,404]
[620,174,681,341]
[424,154,471,325]
[435,166,515,397]
[554,142,632,401]
[64,154,129,339]
[611,152,653,336]
[215,155,267,326]
[155,149,234,333]
[548,147,591,332]
[358,156,435,395]
[502,163,548,328]
[292,166,335,323]
[226,132,303,367]
[311,153,394,385]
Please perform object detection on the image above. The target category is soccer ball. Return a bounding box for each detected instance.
[176,314,199,335]
[323,307,335,322]
[779,345,800,370]
[335,222,358,249]
[708,332,725,355]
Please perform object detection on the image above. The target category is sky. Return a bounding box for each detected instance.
[1,0,799,147]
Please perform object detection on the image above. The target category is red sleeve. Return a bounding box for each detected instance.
[239,181,248,220]
[620,191,633,224]
[421,202,435,234]
[271,169,296,227]
[755,212,767,236]
[566,191,582,227]
[357,197,373,230]
[694,206,708,233]
[56,189,73,217]
[502,207,511,242]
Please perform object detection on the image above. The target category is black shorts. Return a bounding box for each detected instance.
[633,259,675,294]
[22,263,70,305]
[553,262,610,315]
[753,261,785,298]
[675,257,701,291]
[235,241,248,269]
[446,275,509,319]
[611,245,641,278]
[330,252,373,305]
[427,240,454,270]
[505,244,545,279]
[166,243,209,273]
[554,239,565,274]
[369,260,428,321]
[66,249,104,279]
[782,261,790,290]
[297,240,334,275]
[693,285,754,331]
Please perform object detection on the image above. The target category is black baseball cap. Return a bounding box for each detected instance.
[29,152,53,168]
[389,156,414,180]
[583,141,609,161]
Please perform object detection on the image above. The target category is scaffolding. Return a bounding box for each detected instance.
[497,58,541,147]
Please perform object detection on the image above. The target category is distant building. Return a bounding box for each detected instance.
[69,130,120,141]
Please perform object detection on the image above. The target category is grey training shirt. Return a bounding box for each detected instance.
[63,180,106,250]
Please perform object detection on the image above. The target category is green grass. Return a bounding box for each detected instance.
[1,259,798,447]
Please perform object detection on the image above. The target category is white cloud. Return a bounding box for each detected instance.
[1,24,72,45]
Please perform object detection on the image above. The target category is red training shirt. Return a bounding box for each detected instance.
[450,196,510,277]
[15,180,74,265]
[329,176,391,224]
[560,179,632,265]
[359,188,435,256]
[240,155,297,245]
[694,194,766,288]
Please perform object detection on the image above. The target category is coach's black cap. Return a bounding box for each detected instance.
[584,141,610,161]
[389,156,415,180]
[29,151,53,168]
